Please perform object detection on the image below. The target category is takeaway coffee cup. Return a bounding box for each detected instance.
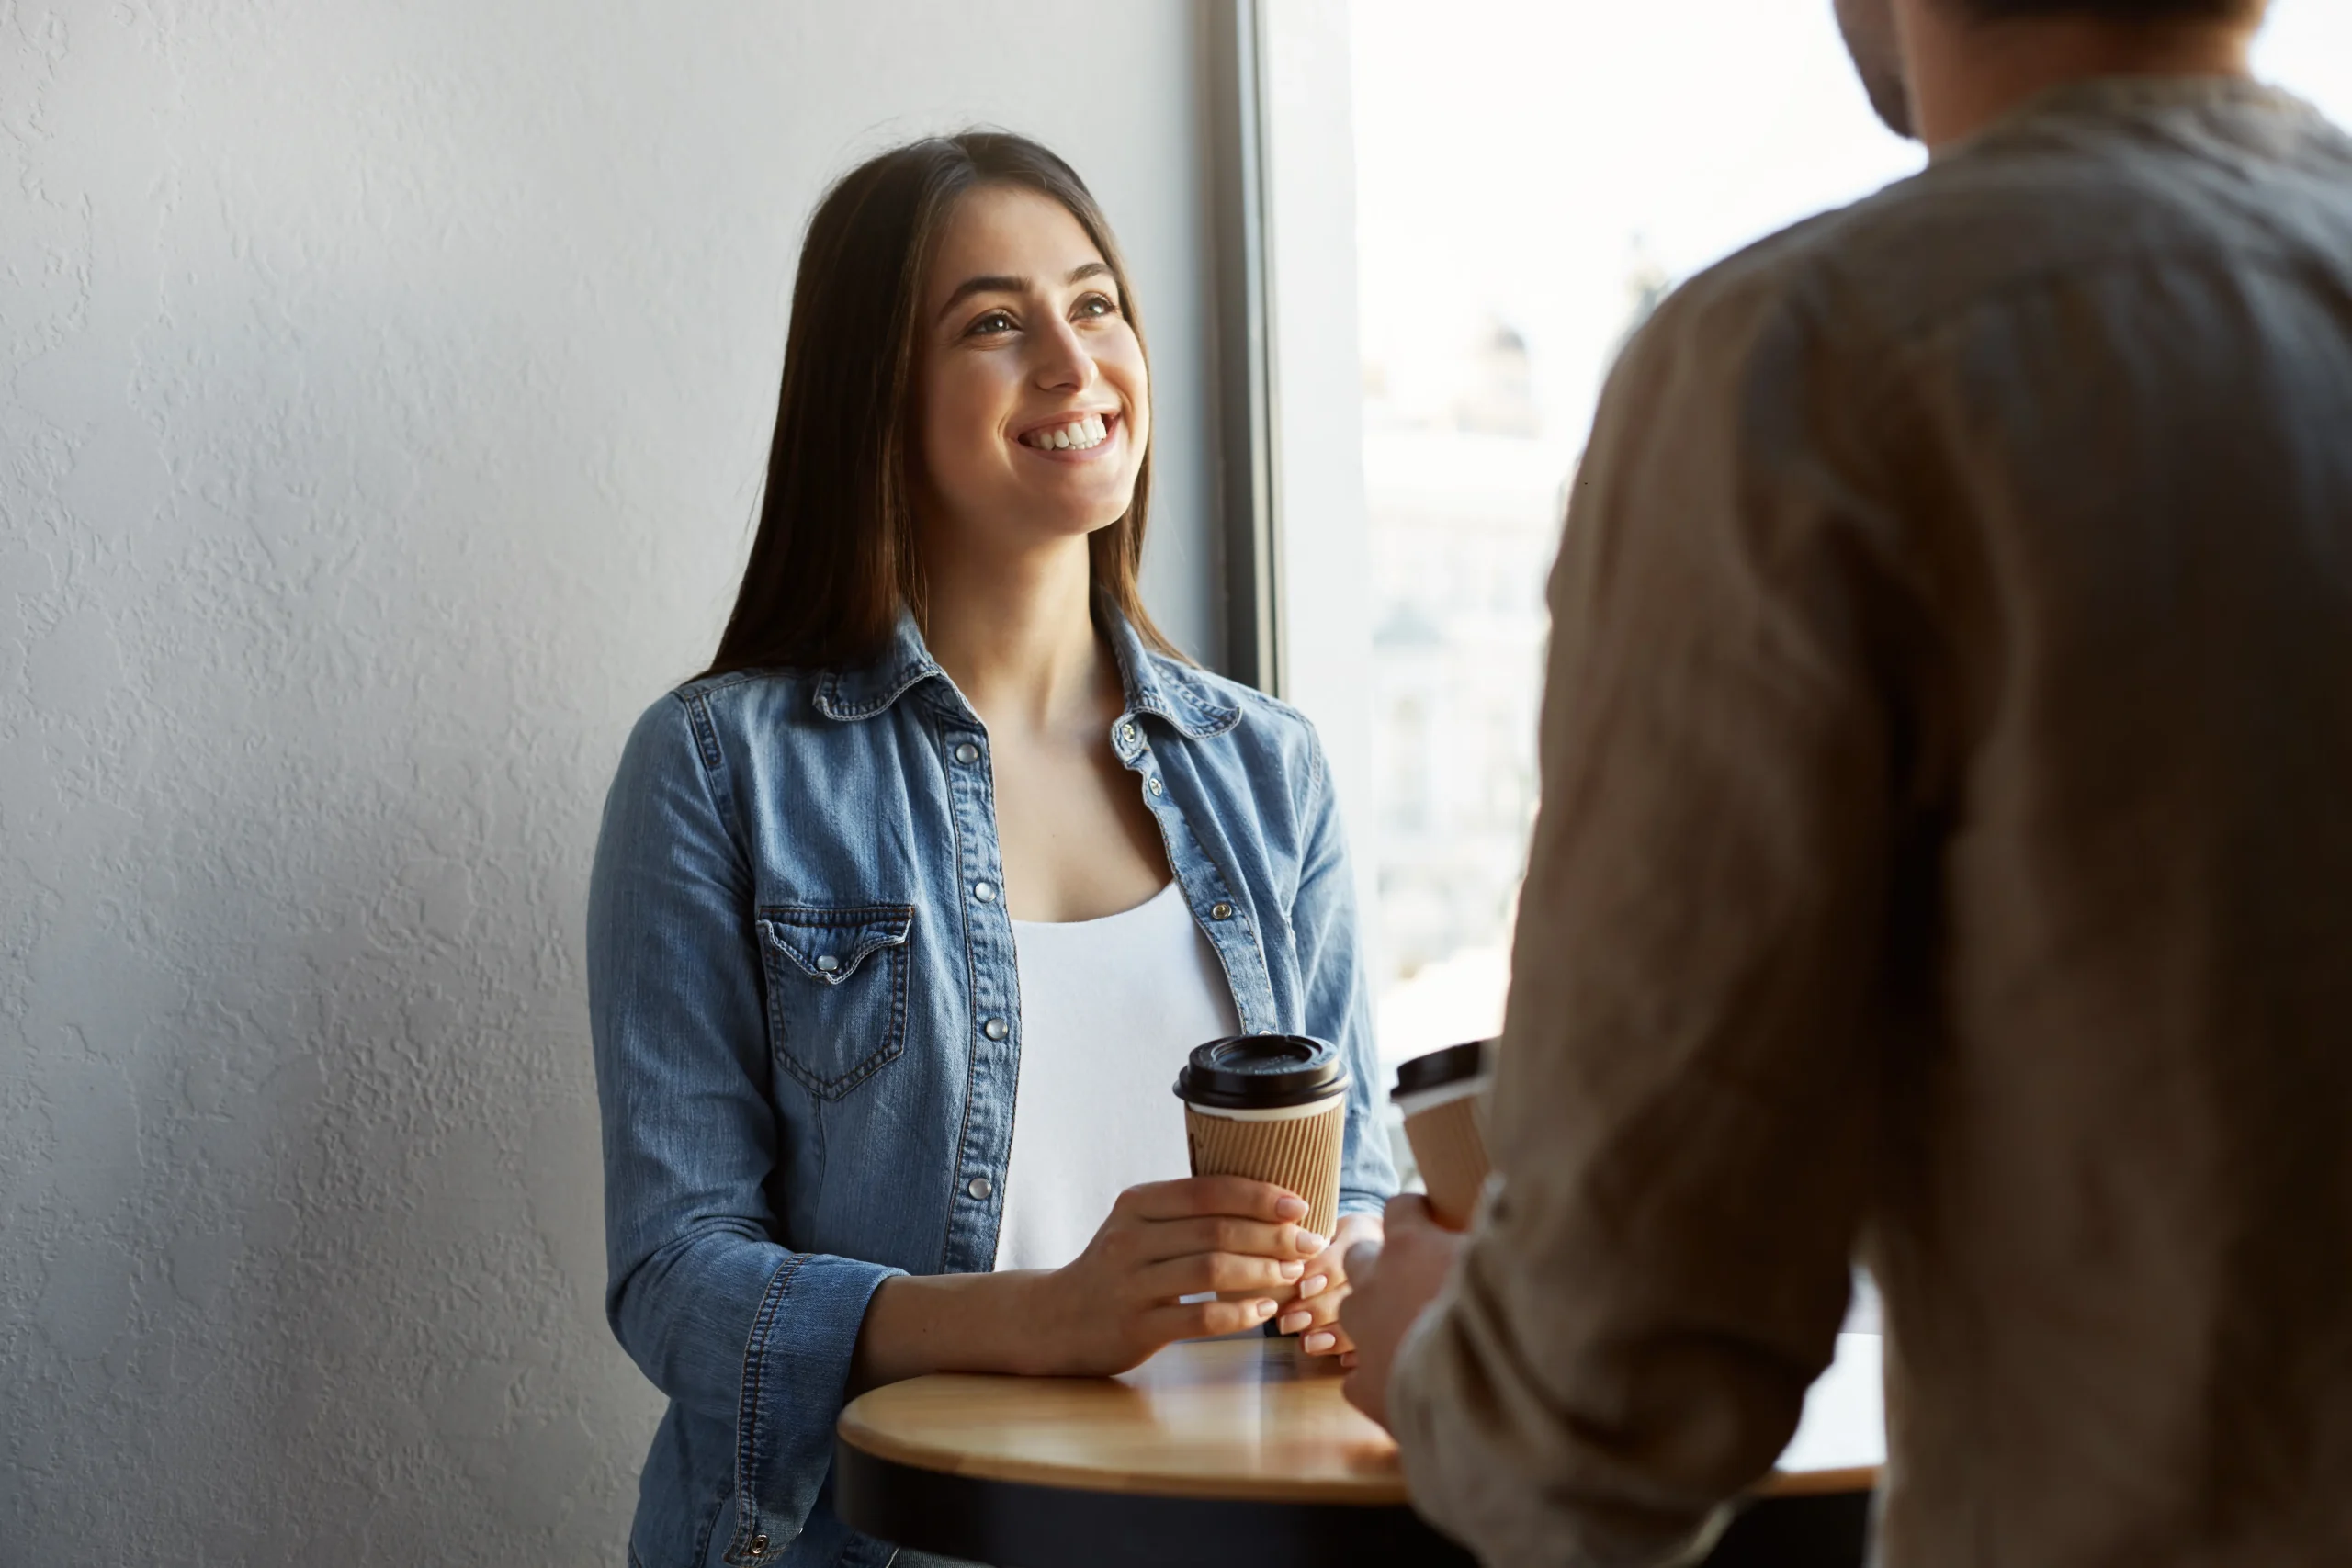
[1174,1035,1351,1260]
[1392,1040,1494,1230]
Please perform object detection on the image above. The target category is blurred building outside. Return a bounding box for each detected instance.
[1362,265,1665,1088]
[1350,0,2352,1179]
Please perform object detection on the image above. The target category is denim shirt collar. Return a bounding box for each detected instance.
[812,603,1241,739]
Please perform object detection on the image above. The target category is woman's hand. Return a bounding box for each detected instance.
[1018,1176,1330,1376]
[1274,1210,1384,1358]
[848,1177,1328,1391]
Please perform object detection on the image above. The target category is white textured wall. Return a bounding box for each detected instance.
[0,4,1220,1561]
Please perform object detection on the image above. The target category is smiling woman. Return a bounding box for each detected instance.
[703,137,1167,678]
[585,131,1397,1568]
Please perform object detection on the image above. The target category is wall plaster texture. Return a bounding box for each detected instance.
[0,3,1225,1561]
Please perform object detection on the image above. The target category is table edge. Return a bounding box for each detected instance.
[1762,1464,1883,1498]
[836,1406,1881,1505]
[836,1404,1414,1504]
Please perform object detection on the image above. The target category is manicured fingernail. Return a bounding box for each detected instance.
[1253,1298,1277,1317]
[1279,1259,1306,1280]
[1299,1275,1328,1298]
[1275,1196,1308,1220]
[1279,1310,1312,1334]
[1304,1331,1336,1353]
[1296,1231,1327,1254]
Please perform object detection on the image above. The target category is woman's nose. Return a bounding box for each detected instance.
[1030,315,1097,391]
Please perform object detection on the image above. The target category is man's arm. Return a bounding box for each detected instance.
[1386,275,1931,1566]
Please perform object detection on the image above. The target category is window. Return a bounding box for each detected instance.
[1343,0,2352,1074]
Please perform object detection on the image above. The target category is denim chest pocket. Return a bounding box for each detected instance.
[756,903,915,1100]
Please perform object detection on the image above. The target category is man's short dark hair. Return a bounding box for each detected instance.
[1958,0,2262,18]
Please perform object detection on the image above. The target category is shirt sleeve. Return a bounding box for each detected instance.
[1387,276,1925,1565]
[587,693,902,1561]
[1291,723,1401,1219]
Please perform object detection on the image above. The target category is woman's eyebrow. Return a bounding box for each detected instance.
[935,261,1111,322]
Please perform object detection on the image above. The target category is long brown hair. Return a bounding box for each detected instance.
[703,131,1182,678]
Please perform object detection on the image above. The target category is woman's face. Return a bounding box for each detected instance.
[915,184,1150,558]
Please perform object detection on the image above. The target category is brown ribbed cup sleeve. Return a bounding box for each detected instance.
[1184,1100,1346,1246]
[1404,1095,1490,1230]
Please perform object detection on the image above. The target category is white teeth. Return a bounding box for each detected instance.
[1025,415,1112,451]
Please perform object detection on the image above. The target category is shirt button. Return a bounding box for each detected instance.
[954,741,980,764]
[983,1017,1009,1041]
[815,954,840,974]
[1147,778,1164,797]
[1119,722,1138,745]
[1211,902,1233,920]
[749,1536,769,1556]
[967,1176,994,1201]
[974,882,996,904]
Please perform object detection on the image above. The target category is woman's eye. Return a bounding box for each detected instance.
[968,310,1016,336]
[1075,292,1117,320]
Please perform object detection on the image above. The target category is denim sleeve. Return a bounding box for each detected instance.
[1291,728,1401,1218]
[587,693,901,1560]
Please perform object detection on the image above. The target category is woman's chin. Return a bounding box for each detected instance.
[1013,488,1138,541]
[932,478,1139,554]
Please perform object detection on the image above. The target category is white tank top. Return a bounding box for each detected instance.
[995,879,1242,1272]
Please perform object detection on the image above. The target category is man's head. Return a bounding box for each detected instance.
[1834,0,1918,138]
[1835,0,2273,141]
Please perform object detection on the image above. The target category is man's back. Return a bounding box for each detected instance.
[1831,77,2352,1565]
[1386,78,2352,1568]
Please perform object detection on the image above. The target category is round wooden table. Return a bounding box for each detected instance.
[835,1334,1884,1567]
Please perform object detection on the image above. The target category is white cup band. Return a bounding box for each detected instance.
[1183,1090,1348,1123]
[1394,1077,1490,1120]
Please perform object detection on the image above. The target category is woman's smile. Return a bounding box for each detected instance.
[1015,409,1121,459]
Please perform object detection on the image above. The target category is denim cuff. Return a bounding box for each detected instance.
[718,1252,904,1564]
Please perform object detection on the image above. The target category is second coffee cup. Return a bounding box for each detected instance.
[1174,1034,1350,1266]
[1393,1039,1494,1231]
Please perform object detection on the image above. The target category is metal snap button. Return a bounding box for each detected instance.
[954,741,980,764]
[967,1176,994,1201]
[1147,778,1163,797]
[1211,901,1233,920]
[814,954,840,974]
[974,882,996,903]
[1119,722,1138,745]
[749,1535,769,1555]
[983,1017,1009,1041]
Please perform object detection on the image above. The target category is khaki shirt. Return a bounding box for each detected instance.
[1389,78,2352,1568]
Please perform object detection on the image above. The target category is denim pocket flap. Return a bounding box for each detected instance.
[757,906,913,986]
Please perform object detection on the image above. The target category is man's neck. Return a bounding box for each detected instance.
[1897,1,2262,150]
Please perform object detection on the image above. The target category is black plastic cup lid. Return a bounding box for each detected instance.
[1173,1034,1348,1111]
[1391,1040,1493,1101]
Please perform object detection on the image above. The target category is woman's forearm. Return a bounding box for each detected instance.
[849,1269,1048,1393]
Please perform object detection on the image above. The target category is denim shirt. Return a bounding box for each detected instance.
[587,606,1397,1568]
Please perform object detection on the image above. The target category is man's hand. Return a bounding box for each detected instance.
[1339,1194,1464,1431]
